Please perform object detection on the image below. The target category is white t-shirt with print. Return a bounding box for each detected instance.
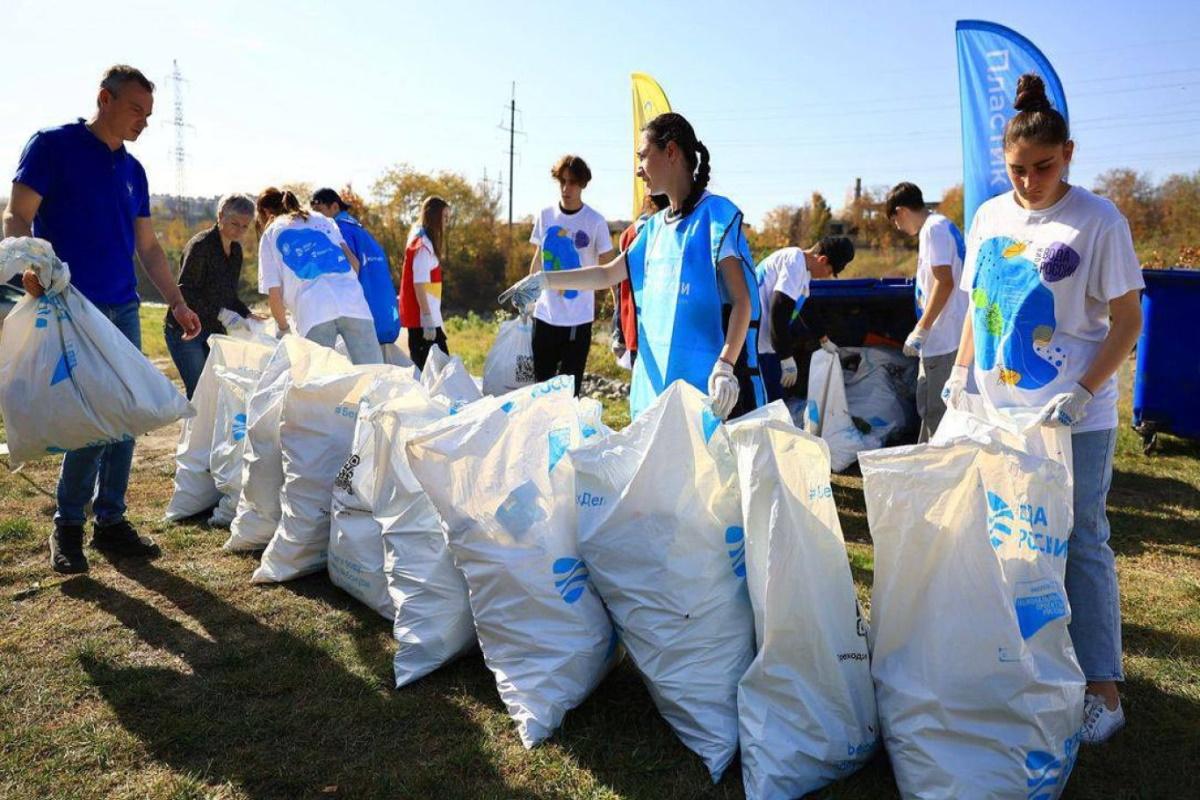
[409,232,443,328]
[258,213,372,336]
[916,213,969,358]
[754,247,811,355]
[960,186,1144,433]
[530,203,613,327]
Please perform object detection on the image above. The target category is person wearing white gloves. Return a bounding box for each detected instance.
[754,238,854,402]
[887,181,969,441]
[945,73,1144,745]
[502,113,764,420]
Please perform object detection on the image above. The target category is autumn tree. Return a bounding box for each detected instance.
[939,184,965,231]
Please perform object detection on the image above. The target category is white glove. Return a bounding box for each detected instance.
[903,326,928,358]
[217,308,248,331]
[779,356,798,388]
[819,337,839,354]
[498,272,545,313]
[941,364,969,409]
[422,326,437,342]
[707,359,739,420]
[1039,383,1093,428]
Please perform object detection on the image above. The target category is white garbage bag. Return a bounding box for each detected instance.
[166,334,275,520]
[935,393,1073,480]
[482,315,535,396]
[406,376,617,747]
[327,372,426,617]
[252,365,399,583]
[729,418,879,799]
[224,337,352,551]
[803,350,862,473]
[861,430,1084,800]
[841,346,917,450]
[0,239,193,468]
[207,365,261,527]
[570,380,755,782]
[419,345,482,407]
[381,342,415,368]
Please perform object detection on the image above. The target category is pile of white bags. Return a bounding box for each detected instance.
[0,238,192,467]
[252,365,405,584]
[406,377,617,747]
[482,315,535,396]
[861,406,1083,799]
[166,334,276,520]
[208,365,262,527]
[803,350,862,473]
[570,381,755,782]
[419,345,482,407]
[225,337,352,551]
[728,416,879,799]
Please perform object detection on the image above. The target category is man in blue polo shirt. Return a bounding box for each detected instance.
[2,64,202,575]
[310,187,400,345]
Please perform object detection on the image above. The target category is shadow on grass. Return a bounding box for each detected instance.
[60,557,548,800]
[1109,468,1200,557]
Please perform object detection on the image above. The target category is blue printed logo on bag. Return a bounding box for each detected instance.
[725,526,746,578]
[552,557,590,604]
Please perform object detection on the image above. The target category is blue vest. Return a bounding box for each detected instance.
[625,194,765,419]
[335,211,400,343]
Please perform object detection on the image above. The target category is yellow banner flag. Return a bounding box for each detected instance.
[631,72,671,218]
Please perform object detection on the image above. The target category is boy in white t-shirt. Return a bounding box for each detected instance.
[528,154,613,396]
[754,238,854,401]
[887,182,969,441]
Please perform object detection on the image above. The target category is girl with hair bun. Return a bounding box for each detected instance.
[515,112,765,420]
[942,73,1144,744]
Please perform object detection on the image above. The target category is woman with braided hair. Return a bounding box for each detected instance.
[518,112,765,420]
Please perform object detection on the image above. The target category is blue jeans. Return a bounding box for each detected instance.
[164,326,210,399]
[306,316,383,365]
[758,352,784,403]
[1068,428,1123,682]
[55,300,142,527]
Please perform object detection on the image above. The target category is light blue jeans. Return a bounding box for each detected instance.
[1068,427,1123,682]
[55,300,141,527]
[305,316,383,365]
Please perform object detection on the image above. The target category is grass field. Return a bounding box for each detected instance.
[0,307,1196,799]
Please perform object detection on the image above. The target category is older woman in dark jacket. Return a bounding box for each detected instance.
[164,193,260,397]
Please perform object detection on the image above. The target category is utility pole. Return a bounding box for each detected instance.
[171,60,187,218]
[508,82,516,232]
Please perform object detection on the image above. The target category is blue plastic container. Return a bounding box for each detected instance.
[806,277,918,346]
[1132,268,1200,449]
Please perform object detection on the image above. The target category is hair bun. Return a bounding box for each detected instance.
[1013,73,1051,113]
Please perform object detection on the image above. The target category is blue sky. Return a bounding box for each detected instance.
[3,0,1198,225]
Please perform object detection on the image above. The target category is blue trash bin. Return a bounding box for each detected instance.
[1132,268,1200,451]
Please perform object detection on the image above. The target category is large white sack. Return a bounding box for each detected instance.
[419,345,482,407]
[166,334,275,520]
[570,380,755,782]
[224,337,352,551]
[935,393,1073,480]
[861,430,1084,800]
[207,365,262,527]
[729,418,879,800]
[327,372,427,617]
[803,350,861,473]
[406,376,617,748]
[252,365,402,583]
[0,270,193,468]
[482,315,535,396]
[840,346,917,450]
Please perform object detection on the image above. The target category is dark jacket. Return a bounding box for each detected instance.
[164,224,251,335]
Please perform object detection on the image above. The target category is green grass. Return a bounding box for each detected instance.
[1,314,1197,799]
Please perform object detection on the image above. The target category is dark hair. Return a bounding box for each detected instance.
[648,194,670,212]
[885,182,925,218]
[814,236,855,276]
[256,186,308,233]
[551,155,592,187]
[98,65,154,108]
[642,113,710,217]
[311,187,347,211]
[1003,73,1070,148]
[419,196,449,258]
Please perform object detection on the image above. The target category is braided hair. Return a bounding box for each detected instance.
[643,113,710,217]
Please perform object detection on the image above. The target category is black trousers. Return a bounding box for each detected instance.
[531,319,591,397]
[407,326,448,372]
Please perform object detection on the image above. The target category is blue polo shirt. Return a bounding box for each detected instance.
[13,119,150,306]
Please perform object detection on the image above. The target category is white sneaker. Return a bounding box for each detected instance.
[1080,693,1125,744]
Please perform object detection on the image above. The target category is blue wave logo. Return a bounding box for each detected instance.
[277,228,350,279]
[552,557,590,604]
[725,526,746,578]
[1025,747,1069,800]
[987,491,1015,550]
[232,413,247,442]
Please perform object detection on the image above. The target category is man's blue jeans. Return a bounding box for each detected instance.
[54,300,141,527]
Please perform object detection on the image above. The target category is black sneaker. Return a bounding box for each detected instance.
[50,524,89,574]
[91,519,161,559]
